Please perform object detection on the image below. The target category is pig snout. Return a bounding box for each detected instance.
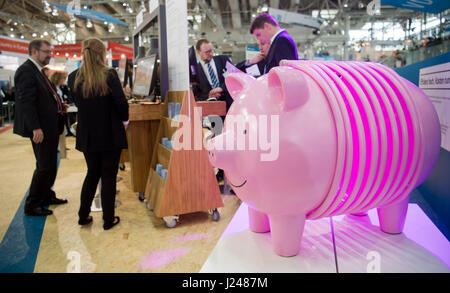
[207,132,235,170]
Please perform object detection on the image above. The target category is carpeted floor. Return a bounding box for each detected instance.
[0,124,241,273]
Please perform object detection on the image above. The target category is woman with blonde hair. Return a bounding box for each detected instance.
[50,71,75,136]
[68,38,128,230]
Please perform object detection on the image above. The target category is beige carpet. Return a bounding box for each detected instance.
[0,125,241,273]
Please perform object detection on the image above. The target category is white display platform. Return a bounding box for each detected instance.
[200,202,450,273]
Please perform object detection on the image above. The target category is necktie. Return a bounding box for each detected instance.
[206,61,220,89]
[41,69,63,114]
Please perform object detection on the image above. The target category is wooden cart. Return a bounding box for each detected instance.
[144,90,226,227]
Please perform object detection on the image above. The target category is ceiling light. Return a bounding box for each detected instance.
[86,19,93,28]
[32,33,37,37]
[10,34,14,38]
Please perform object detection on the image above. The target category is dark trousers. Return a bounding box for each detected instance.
[79,149,121,223]
[65,112,77,135]
[25,135,59,211]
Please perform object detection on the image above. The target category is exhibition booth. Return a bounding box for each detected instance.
[0,0,449,274]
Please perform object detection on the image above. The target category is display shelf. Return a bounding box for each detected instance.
[127,103,162,193]
[132,9,159,38]
[132,1,169,100]
[144,90,224,226]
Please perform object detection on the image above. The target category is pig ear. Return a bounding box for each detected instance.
[268,66,309,112]
[225,73,256,100]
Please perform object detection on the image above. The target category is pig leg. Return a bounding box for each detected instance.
[377,195,409,234]
[248,206,270,233]
[269,214,306,257]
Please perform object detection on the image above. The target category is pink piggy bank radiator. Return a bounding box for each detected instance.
[207,60,441,257]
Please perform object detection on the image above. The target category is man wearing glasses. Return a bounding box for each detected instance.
[193,38,233,112]
[14,39,68,216]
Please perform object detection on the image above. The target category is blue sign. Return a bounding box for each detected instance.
[381,0,450,14]
[51,3,129,26]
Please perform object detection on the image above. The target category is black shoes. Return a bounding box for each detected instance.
[103,216,120,230]
[24,206,53,216]
[44,197,68,205]
[78,216,93,225]
[24,196,67,216]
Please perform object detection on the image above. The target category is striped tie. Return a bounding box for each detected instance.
[206,61,220,88]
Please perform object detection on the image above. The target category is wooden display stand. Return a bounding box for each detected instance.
[127,103,164,194]
[145,90,224,227]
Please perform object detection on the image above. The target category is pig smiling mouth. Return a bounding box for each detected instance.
[230,180,247,188]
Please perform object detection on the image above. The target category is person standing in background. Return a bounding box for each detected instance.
[193,38,233,111]
[236,41,271,77]
[50,71,75,136]
[13,39,68,217]
[250,14,298,74]
[68,38,128,230]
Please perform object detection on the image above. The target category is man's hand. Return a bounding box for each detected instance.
[248,53,265,65]
[63,102,69,114]
[123,84,131,98]
[32,129,44,144]
[208,87,223,98]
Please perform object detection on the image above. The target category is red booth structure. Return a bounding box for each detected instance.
[53,41,133,60]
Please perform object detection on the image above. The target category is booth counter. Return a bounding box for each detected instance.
[127,103,164,193]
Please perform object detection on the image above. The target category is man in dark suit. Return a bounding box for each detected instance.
[192,38,233,111]
[14,39,68,216]
[236,41,271,77]
[249,13,298,74]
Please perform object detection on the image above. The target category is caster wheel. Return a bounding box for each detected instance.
[119,163,125,171]
[211,209,220,221]
[146,201,153,211]
[165,219,177,228]
[138,192,145,202]
[163,216,179,228]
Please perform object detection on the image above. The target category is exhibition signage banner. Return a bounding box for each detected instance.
[107,42,134,60]
[51,3,129,26]
[245,46,260,61]
[268,7,323,30]
[381,0,450,13]
[53,43,82,58]
[419,62,450,151]
[53,42,133,60]
[0,37,29,56]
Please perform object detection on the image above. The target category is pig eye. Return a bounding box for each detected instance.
[243,129,247,135]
